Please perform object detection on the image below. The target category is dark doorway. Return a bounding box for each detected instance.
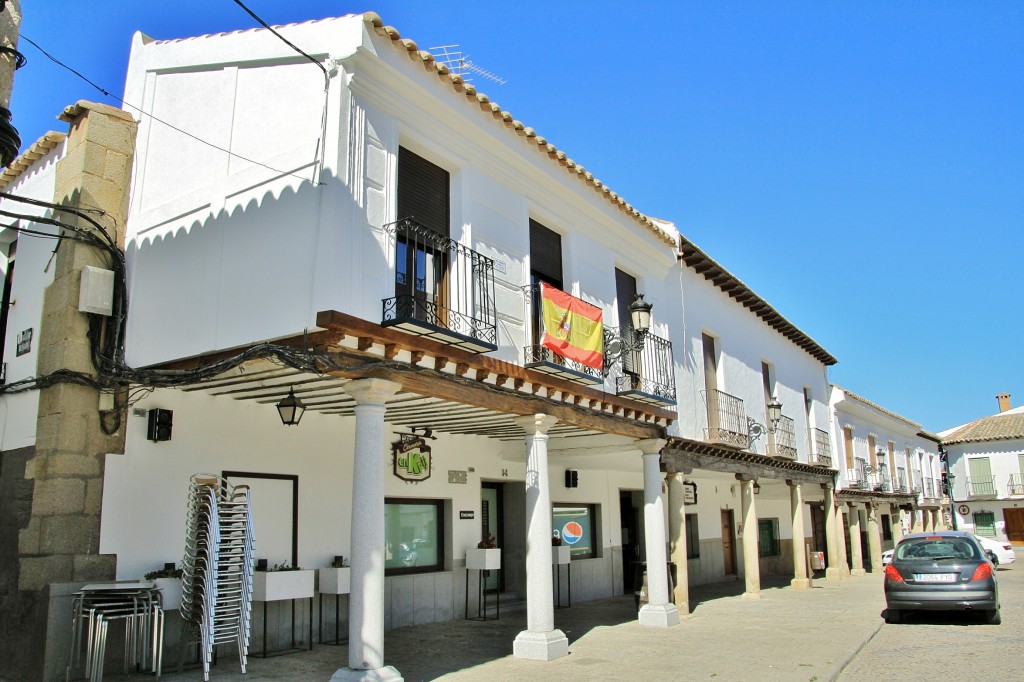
[810,504,828,562]
[721,509,737,575]
[481,482,504,593]
[619,490,642,592]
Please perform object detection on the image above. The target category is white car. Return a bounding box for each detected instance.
[883,535,1015,567]
[974,534,1016,566]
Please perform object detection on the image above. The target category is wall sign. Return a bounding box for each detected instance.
[682,481,698,505]
[459,510,475,519]
[448,470,468,484]
[957,504,970,516]
[16,328,32,356]
[392,435,432,483]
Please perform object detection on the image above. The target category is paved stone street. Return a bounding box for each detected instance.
[839,564,1022,681]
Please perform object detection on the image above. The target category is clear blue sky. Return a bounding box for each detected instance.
[11,1,1023,432]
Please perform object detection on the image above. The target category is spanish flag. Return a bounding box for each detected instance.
[540,282,604,370]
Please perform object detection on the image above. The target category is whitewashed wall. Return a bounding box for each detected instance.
[947,436,1024,539]
[0,141,64,451]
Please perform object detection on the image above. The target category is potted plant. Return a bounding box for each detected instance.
[319,555,351,595]
[466,533,501,571]
[252,560,315,601]
[552,533,570,565]
[145,563,183,610]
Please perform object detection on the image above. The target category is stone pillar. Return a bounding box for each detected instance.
[823,486,842,580]
[892,505,905,545]
[512,414,568,661]
[740,477,761,598]
[789,482,811,588]
[866,503,883,572]
[911,508,924,533]
[637,439,679,627]
[835,502,850,575]
[666,472,690,614]
[848,503,866,576]
[334,378,402,682]
[922,508,932,532]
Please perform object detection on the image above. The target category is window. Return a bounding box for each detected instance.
[968,457,995,495]
[529,220,563,345]
[973,511,996,538]
[757,518,781,557]
[685,513,700,559]
[552,503,597,559]
[385,498,445,575]
[881,514,892,541]
[395,147,450,320]
[843,427,855,469]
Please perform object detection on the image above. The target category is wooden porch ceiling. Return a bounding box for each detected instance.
[165,310,675,442]
[663,436,838,486]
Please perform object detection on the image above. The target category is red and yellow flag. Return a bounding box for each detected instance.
[540,282,604,370]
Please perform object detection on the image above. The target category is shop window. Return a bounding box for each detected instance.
[881,514,892,541]
[757,518,781,557]
[385,498,445,575]
[552,503,598,559]
[685,513,700,559]
[973,511,996,538]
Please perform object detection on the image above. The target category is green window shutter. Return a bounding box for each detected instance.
[973,511,996,538]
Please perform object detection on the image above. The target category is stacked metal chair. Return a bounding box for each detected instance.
[178,474,255,681]
[66,582,164,681]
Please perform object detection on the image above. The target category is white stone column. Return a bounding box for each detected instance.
[891,505,905,545]
[332,378,402,682]
[848,503,866,577]
[835,501,850,576]
[823,486,842,581]
[666,472,690,614]
[741,477,761,598]
[866,503,883,573]
[512,414,568,661]
[790,482,811,588]
[911,508,924,533]
[638,439,679,627]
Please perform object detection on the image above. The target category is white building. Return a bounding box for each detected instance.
[942,393,1024,544]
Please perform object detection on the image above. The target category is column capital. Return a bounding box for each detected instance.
[634,438,666,456]
[515,413,558,436]
[345,378,402,405]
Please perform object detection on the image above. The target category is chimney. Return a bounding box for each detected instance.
[997,393,1011,413]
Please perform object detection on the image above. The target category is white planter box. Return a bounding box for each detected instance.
[154,577,182,610]
[466,548,501,571]
[252,569,315,602]
[318,567,351,595]
[552,546,571,565]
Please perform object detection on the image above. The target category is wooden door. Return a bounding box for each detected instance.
[721,509,736,575]
[810,505,828,559]
[1004,508,1024,544]
[481,484,503,592]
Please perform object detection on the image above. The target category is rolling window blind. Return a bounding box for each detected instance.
[397,146,450,238]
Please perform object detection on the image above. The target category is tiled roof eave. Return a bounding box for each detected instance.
[360,12,678,250]
[0,131,67,190]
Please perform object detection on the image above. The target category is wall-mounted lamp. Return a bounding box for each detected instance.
[747,396,783,444]
[603,294,653,376]
[276,388,306,426]
[753,480,762,495]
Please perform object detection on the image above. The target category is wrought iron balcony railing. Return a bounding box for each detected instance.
[846,459,869,489]
[810,428,832,467]
[893,467,908,493]
[701,389,749,448]
[1008,473,1024,496]
[605,326,676,406]
[912,471,923,494]
[382,218,498,353]
[768,415,798,459]
[967,476,997,497]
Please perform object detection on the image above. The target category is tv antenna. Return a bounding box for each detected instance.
[429,44,507,85]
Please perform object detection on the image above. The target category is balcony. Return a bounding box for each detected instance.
[892,467,908,493]
[605,326,676,406]
[768,415,798,459]
[871,464,892,492]
[809,428,832,467]
[701,389,749,448]
[1009,474,1024,496]
[522,283,603,385]
[967,476,997,498]
[382,218,498,353]
[846,459,869,489]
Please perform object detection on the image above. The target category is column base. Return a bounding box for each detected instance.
[638,603,680,627]
[741,591,762,600]
[513,629,569,661]
[850,568,867,576]
[329,666,403,682]
[825,567,845,581]
[790,578,813,589]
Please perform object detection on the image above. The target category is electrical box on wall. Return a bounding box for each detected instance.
[148,408,173,442]
[79,266,114,316]
[565,469,578,488]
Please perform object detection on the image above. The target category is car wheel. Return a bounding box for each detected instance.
[986,609,1001,625]
[885,608,901,624]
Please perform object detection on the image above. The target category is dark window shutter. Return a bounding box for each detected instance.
[529,219,563,288]
[614,268,638,331]
[398,146,450,238]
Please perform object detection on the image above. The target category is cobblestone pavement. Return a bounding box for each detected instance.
[839,564,1022,681]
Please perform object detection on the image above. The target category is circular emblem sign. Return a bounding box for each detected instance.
[561,521,584,545]
[957,504,970,516]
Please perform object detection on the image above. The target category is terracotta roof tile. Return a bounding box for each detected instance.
[837,387,921,428]
[0,131,66,190]
[942,412,1024,445]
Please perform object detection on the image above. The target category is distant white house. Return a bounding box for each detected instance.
[941,393,1024,544]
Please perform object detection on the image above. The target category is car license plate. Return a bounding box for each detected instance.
[913,573,956,582]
